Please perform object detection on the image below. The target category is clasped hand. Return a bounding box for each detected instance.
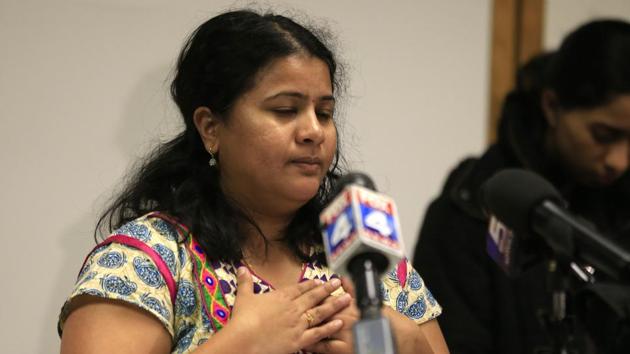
[228,267,358,354]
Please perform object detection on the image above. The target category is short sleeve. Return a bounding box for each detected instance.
[381,258,442,325]
[58,215,184,338]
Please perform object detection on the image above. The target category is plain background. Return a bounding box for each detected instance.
[1,0,629,352]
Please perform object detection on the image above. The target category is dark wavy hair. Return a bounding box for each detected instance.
[96,10,345,262]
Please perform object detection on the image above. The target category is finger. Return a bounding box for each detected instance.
[340,277,356,298]
[235,266,253,297]
[297,278,343,311]
[303,339,349,354]
[300,319,344,347]
[304,293,352,327]
[283,279,322,299]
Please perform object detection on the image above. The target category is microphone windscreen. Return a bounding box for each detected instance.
[481,169,563,236]
[334,172,377,195]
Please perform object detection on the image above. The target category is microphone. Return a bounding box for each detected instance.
[481,169,630,282]
[320,172,404,354]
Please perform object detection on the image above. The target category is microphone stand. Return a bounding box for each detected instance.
[576,282,630,354]
[541,258,581,354]
[532,203,630,353]
[348,252,398,354]
[540,257,630,354]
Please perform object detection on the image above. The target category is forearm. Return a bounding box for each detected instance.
[383,308,449,354]
[192,323,258,354]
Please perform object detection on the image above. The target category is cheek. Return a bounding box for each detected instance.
[557,124,594,156]
[573,132,607,162]
[324,127,338,166]
[556,127,607,173]
[221,133,273,174]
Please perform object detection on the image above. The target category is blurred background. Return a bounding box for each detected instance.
[1,0,629,352]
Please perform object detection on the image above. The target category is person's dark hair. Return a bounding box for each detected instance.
[547,19,630,110]
[497,51,555,149]
[498,19,630,156]
[96,10,345,262]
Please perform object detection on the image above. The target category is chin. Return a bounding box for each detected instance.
[581,175,615,188]
[598,176,620,187]
[287,182,321,203]
[294,189,320,203]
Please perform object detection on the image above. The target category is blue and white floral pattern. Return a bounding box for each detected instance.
[153,243,176,275]
[77,260,92,279]
[175,323,196,354]
[176,280,197,317]
[133,257,164,288]
[101,274,137,296]
[408,269,423,291]
[77,271,97,286]
[97,251,126,269]
[404,297,427,320]
[178,246,187,268]
[77,288,106,297]
[387,269,399,284]
[151,218,179,242]
[396,290,409,313]
[115,222,151,242]
[141,293,171,321]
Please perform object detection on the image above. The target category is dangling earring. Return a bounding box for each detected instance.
[208,150,217,167]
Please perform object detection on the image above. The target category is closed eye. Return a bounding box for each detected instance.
[591,124,624,144]
[317,110,334,120]
[272,108,298,116]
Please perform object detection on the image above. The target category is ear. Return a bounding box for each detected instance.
[541,89,560,128]
[193,106,221,153]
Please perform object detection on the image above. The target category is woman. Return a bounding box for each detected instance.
[58,10,448,354]
[414,19,630,354]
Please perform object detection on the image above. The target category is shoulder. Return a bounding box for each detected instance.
[113,212,187,246]
[110,212,189,275]
[429,146,514,221]
[59,213,193,338]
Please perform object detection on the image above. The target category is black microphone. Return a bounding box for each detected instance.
[320,172,401,354]
[481,169,630,282]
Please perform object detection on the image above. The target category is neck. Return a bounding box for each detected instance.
[241,228,306,290]
[221,181,301,242]
[242,207,294,240]
[240,209,298,264]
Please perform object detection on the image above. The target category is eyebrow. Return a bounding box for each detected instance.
[264,91,335,103]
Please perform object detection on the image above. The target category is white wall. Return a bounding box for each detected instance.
[0,1,491,352]
[545,0,630,49]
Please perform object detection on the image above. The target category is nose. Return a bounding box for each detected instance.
[296,108,325,145]
[604,140,630,176]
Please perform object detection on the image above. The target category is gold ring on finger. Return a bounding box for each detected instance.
[304,310,315,328]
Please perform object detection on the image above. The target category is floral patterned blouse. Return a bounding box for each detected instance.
[58,212,441,353]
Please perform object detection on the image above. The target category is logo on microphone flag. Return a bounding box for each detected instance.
[320,185,404,276]
[487,215,515,274]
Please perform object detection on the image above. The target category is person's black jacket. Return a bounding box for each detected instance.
[413,89,630,354]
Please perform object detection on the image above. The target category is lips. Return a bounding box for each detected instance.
[291,156,322,165]
[593,169,622,186]
[598,173,619,186]
[290,156,323,174]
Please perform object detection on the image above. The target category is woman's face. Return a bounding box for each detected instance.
[214,54,337,215]
[547,94,630,187]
